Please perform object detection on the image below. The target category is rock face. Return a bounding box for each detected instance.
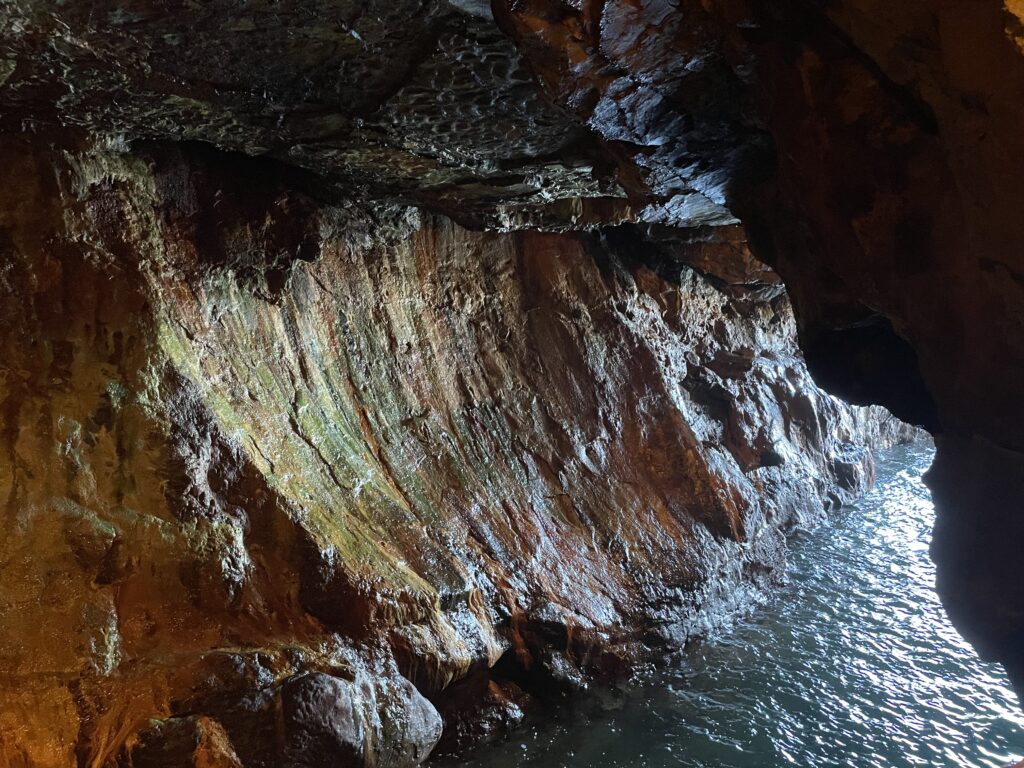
[0,138,913,765]
[492,0,1024,696]
[2,0,1020,763]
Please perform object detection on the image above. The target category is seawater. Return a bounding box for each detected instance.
[456,442,1024,768]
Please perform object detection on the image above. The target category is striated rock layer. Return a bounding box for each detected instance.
[3,0,1023,709]
[0,139,915,766]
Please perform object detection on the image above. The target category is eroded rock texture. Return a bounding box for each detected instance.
[0,139,913,765]
[0,0,629,229]
[492,0,1024,695]
[2,0,1021,762]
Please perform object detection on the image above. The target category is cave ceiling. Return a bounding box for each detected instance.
[0,1,630,229]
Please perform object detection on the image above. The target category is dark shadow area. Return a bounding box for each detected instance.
[804,315,940,432]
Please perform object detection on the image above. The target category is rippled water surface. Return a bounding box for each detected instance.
[459,442,1024,767]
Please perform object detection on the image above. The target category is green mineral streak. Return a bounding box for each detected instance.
[155,297,435,596]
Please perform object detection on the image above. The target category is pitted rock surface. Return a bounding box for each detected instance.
[0,1,622,228]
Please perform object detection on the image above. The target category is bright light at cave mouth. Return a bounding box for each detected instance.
[449,442,1024,768]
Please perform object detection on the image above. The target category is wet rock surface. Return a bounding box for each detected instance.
[1,0,1021,762]
[0,1,624,229]
[492,0,1024,695]
[0,139,916,765]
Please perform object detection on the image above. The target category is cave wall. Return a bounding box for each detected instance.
[492,0,1024,698]
[2,0,1021,759]
[0,138,912,766]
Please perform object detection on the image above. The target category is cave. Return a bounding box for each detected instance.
[0,1,1022,767]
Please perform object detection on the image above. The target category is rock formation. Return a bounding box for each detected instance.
[0,137,913,765]
[491,0,1024,701]
[0,0,1018,765]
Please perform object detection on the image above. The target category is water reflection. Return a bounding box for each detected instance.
[456,442,1024,768]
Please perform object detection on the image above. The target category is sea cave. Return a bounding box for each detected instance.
[0,2,1022,767]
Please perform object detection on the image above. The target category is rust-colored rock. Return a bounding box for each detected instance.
[0,138,914,765]
[4,0,1020,761]
[494,0,1024,702]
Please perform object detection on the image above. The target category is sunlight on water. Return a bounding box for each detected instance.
[458,442,1024,768]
